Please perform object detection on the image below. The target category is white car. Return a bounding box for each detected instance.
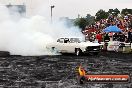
[46,38,101,55]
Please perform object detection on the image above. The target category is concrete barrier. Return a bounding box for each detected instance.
[0,51,10,57]
[123,43,131,53]
[101,42,132,53]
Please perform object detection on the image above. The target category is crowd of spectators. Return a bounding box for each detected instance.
[83,14,132,43]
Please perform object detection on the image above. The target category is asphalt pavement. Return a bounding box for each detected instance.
[0,52,131,88]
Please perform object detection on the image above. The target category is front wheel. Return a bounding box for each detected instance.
[75,48,82,56]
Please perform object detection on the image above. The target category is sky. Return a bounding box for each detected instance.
[0,0,132,20]
[50,0,132,19]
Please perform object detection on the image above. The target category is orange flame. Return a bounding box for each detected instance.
[78,65,86,76]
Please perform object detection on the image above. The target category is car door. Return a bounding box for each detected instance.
[63,38,77,53]
[62,38,71,53]
[56,38,65,52]
[68,38,78,53]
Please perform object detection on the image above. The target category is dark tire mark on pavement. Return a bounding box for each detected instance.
[0,52,131,87]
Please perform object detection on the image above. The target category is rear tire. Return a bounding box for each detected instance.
[51,47,58,53]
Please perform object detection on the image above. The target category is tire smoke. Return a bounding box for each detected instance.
[0,5,84,56]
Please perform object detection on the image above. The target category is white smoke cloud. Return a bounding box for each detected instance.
[0,5,84,56]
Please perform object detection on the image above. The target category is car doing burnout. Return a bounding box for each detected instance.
[46,38,101,55]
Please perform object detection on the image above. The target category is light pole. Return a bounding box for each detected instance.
[51,5,55,23]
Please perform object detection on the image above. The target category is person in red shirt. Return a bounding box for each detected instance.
[96,32,102,43]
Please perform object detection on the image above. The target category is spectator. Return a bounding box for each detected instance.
[113,33,119,41]
[128,29,132,43]
[103,33,110,42]
[118,32,125,42]
[83,13,132,43]
[95,32,102,43]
